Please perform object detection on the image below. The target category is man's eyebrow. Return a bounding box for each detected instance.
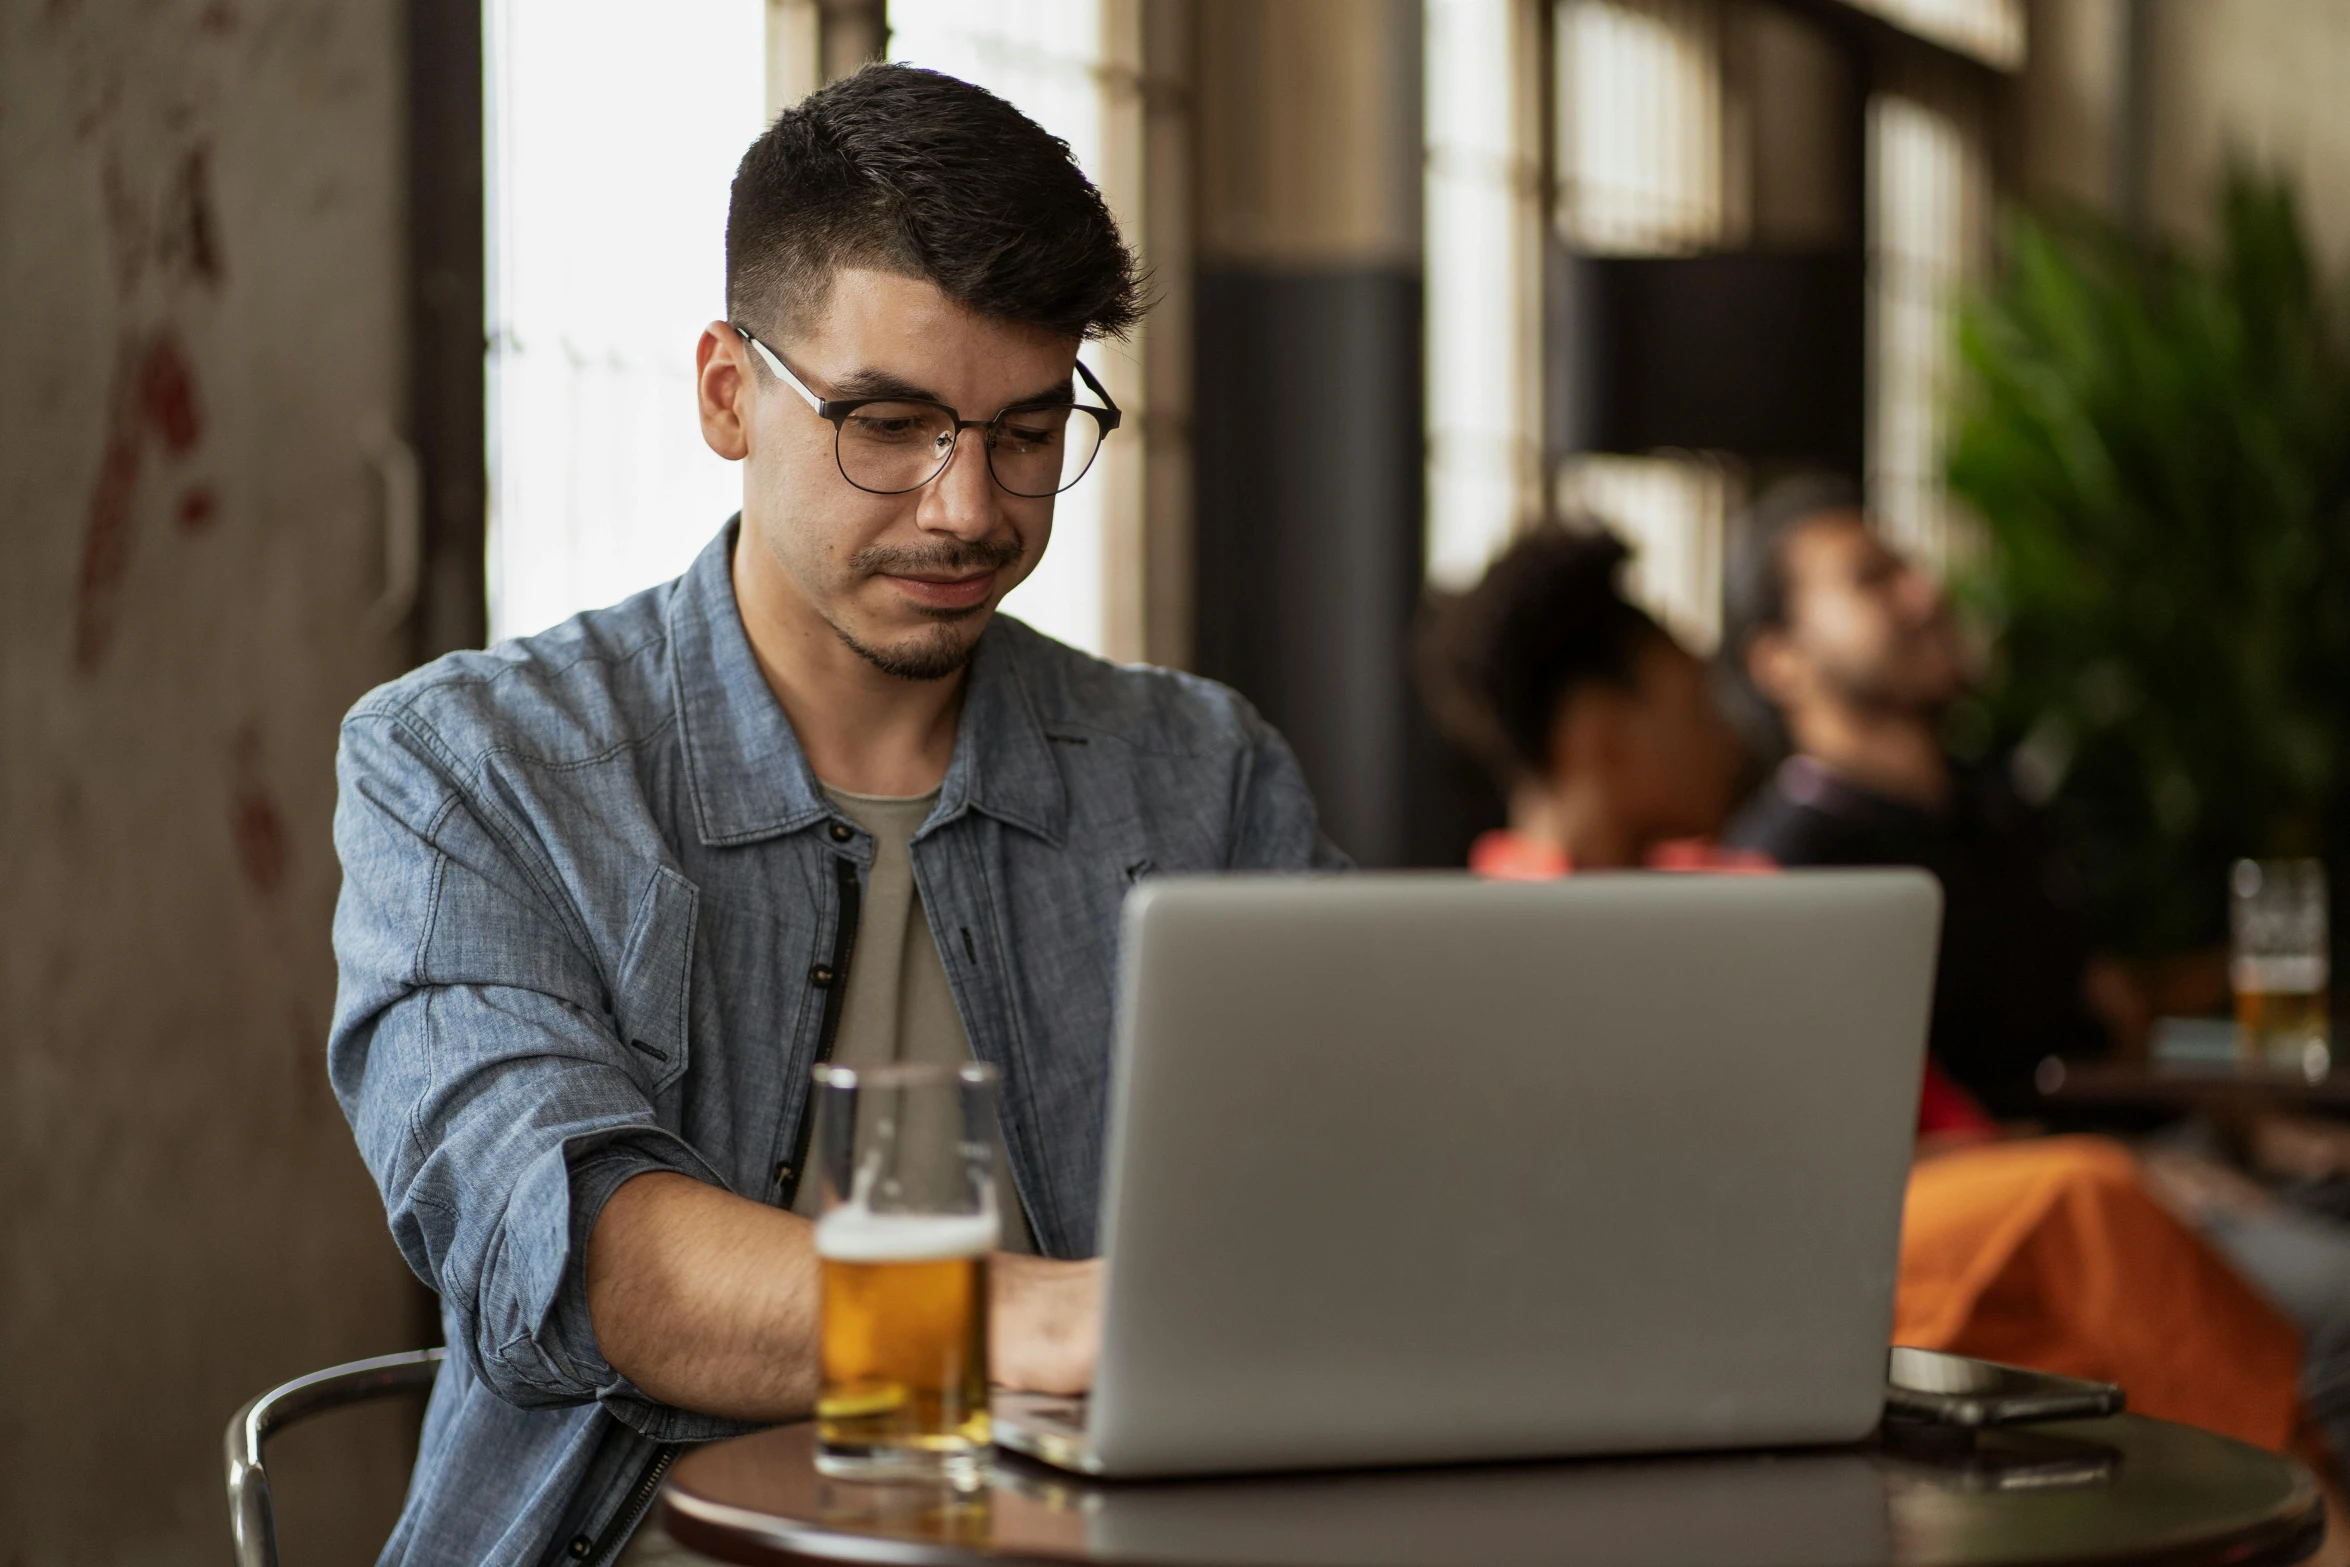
[825,367,1077,412]
[998,380,1078,412]
[827,366,943,402]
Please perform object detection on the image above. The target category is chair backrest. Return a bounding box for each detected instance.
[224,1346,445,1567]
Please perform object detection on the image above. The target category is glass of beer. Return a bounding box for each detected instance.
[2232,857,2332,1079]
[811,1060,1000,1486]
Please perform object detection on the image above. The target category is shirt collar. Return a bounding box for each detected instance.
[926,621,1068,846]
[668,520,1067,848]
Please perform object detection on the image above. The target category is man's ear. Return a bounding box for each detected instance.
[696,321,751,461]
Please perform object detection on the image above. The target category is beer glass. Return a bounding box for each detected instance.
[811,1060,1000,1485]
[2232,858,2332,1078]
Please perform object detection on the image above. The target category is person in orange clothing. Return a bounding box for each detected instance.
[1418,521,2308,1455]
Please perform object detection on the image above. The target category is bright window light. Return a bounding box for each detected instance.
[1424,0,1543,591]
[1548,0,1733,636]
[1868,90,1988,571]
[484,0,766,643]
[1556,0,1724,257]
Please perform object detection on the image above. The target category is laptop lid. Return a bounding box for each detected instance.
[1085,869,1940,1477]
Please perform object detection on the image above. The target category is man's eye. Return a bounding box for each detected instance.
[998,422,1061,451]
[848,415,929,442]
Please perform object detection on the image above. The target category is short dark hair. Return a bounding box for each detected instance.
[1719,473,1863,658]
[726,64,1144,342]
[1417,524,1667,784]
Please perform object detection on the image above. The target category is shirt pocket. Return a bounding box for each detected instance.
[613,865,698,1097]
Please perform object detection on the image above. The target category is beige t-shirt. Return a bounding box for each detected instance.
[788,785,1037,1254]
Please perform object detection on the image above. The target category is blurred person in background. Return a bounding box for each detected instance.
[1719,476,2108,1120]
[1417,520,2342,1467]
[1716,478,2350,1473]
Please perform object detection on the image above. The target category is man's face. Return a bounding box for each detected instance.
[1760,512,1966,718]
[715,268,1080,681]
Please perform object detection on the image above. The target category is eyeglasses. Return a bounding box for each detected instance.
[733,325,1121,498]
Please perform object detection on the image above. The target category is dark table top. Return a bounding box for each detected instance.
[661,1415,2324,1567]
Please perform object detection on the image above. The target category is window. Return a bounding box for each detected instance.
[1555,0,1725,257]
[1549,0,1736,647]
[1424,0,1548,591]
[1867,83,1991,570]
[483,0,766,643]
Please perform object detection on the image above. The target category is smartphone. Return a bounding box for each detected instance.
[1884,1346,2125,1428]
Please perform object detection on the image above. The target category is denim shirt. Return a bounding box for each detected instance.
[328,522,1340,1567]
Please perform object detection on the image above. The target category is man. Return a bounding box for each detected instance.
[1720,477,2107,1118]
[1720,478,2350,1466]
[330,67,1338,1566]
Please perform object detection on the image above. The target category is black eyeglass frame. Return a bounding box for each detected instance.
[732,324,1123,498]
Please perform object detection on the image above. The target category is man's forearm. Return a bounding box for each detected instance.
[587,1171,823,1420]
[587,1171,1108,1419]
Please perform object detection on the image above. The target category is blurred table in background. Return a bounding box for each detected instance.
[661,1415,2324,1567]
[2037,1016,2350,1118]
[2036,1058,2350,1116]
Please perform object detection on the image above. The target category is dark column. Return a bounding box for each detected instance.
[407,0,488,661]
[1189,0,1424,867]
[1195,272,1423,866]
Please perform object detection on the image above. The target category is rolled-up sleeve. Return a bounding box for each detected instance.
[328,706,725,1425]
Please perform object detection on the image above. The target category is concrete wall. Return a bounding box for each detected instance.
[2144,0,2350,270]
[2015,0,2123,213]
[2019,0,2350,271]
[0,2,427,1562]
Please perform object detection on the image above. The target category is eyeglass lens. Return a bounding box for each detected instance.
[836,401,1107,497]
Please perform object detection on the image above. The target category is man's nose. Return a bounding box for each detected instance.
[914,429,1000,538]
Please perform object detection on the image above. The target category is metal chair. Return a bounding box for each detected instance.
[224,1346,445,1567]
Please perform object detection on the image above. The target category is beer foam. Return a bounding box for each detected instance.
[816,1207,998,1263]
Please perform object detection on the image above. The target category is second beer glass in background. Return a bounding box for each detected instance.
[812,1061,1002,1486]
[2231,857,2332,1079]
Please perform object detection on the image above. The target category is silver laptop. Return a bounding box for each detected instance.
[994,869,1941,1478]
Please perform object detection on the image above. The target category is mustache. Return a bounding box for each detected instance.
[848,535,1024,577]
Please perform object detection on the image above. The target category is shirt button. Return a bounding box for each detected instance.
[568,1537,592,1559]
[828,821,853,843]
[811,965,834,987]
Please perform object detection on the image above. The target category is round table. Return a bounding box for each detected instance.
[660,1416,2325,1567]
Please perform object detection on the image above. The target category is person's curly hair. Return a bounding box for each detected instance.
[1417,524,1665,786]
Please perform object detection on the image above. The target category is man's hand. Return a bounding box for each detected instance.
[991,1254,1101,1394]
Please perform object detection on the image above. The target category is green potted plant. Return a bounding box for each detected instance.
[1946,171,2350,976]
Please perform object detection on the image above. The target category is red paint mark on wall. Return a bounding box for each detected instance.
[138,332,202,452]
[74,328,207,671]
[176,485,219,533]
[230,725,290,898]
